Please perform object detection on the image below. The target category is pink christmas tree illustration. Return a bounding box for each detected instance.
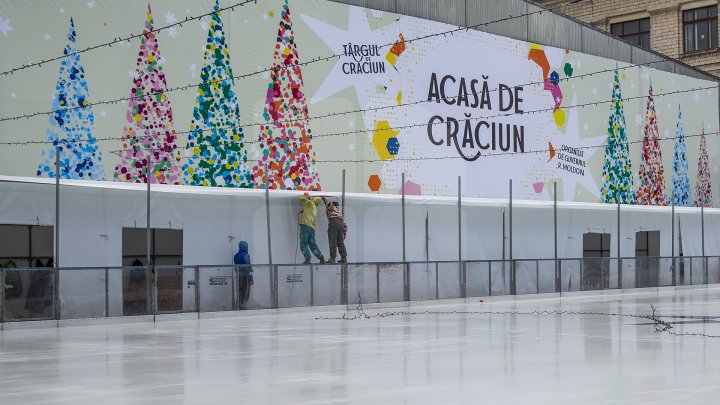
[251,0,320,190]
[635,82,668,206]
[693,126,713,207]
[114,4,182,184]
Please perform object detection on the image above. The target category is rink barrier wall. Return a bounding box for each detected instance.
[1,256,719,329]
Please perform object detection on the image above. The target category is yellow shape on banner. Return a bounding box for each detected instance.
[372,120,399,160]
[553,109,565,127]
[396,91,402,105]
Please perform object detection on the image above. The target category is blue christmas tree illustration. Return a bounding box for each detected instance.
[671,106,691,206]
[37,18,105,180]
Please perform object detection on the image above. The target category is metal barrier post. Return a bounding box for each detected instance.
[401,173,406,262]
[0,267,4,324]
[671,199,676,286]
[53,266,60,320]
[617,202,622,289]
[105,268,109,317]
[701,204,707,284]
[404,263,410,302]
[376,264,380,303]
[341,264,348,306]
[310,265,314,307]
[509,179,515,295]
[273,265,279,309]
[488,262,492,296]
[536,260,539,294]
[194,266,200,314]
[580,259,584,291]
[435,263,439,299]
[554,182,559,293]
[462,262,467,299]
[690,259,693,285]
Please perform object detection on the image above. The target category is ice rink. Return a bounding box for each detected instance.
[1,287,720,404]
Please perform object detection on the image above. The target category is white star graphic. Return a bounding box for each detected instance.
[128,69,139,79]
[100,110,107,117]
[87,1,95,10]
[200,18,209,31]
[43,33,51,41]
[10,92,16,98]
[0,16,12,36]
[693,92,701,102]
[164,11,176,24]
[349,120,355,128]
[583,123,588,131]
[634,113,642,127]
[167,27,177,38]
[591,87,598,96]
[59,8,65,14]
[348,143,355,151]
[156,56,166,66]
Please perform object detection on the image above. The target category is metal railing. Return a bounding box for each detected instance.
[2,255,719,323]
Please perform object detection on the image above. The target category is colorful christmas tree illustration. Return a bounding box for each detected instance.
[671,106,691,206]
[114,5,182,184]
[251,0,320,190]
[600,66,634,204]
[37,18,104,180]
[693,126,713,207]
[635,81,668,206]
[182,0,250,187]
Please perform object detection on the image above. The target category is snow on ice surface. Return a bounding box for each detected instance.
[1,287,720,404]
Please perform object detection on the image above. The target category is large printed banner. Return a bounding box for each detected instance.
[0,0,718,206]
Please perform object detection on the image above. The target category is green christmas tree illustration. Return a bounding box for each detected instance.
[600,66,635,204]
[182,0,250,187]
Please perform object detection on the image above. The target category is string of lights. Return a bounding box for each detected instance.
[1,0,686,124]
[1,79,716,147]
[0,0,259,77]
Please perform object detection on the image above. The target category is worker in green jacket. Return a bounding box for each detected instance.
[299,192,326,264]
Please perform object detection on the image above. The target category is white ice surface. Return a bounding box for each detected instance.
[1,288,720,404]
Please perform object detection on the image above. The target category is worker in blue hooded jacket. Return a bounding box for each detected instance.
[233,241,254,309]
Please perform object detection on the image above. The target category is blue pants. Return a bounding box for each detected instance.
[299,224,324,261]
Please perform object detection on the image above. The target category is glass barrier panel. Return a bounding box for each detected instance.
[580,258,607,291]
[465,262,489,298]
[122,266,152,316]
[276,265,313,308]
[378,263,405,303]
[560,259,581,292]
[409,262,438,301]
[657,258,674,287]
[347,264,378,305]
[514,260,538,295]
[709,257,720,285]
[3,268,54,321]
[634,257,661,288]
[537,260,556,294]
[155,266,186,314]
[621,258,636,289]
[606,258,619,289]
[312,264,343,307]
[437,262,461,299]
[198,266,234,313]
[676,257,692,286]
[61,268,107,319]
[691,257,706,285]
[490,261,511,296]
[242,265,273,310]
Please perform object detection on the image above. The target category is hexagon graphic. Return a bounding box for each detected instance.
[368,174,382,192]
[372,120,399,160]
[386,137,400,155]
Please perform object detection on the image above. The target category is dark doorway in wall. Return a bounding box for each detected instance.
[635,230,660,287]
[582,232,611,290]
[0,225,55,320]
[122,228,183,315]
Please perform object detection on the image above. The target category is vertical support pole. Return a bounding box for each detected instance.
[265,165,273,267]
[671,199,676,286]
[617,202,622,289]
[376,264,380,303]
[194,265,200,315]
[310,264,314,307]
[146,152,154,316]
[701,203,706,284]
[105,268,109,317]
[401,172,406,262]
[341,169,346,215]
[458,176,463,297]
[54,150,61,320]
[509,179,515,295]
[554,182,559,293]
[1,267,5,324]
